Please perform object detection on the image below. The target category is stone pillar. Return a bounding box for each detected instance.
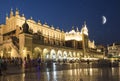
[19,33,33,59]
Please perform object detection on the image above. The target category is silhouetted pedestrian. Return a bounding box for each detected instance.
[2,61,7,75]
[0,57,2,75]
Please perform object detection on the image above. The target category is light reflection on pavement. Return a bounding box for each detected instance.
[0,63,120,81]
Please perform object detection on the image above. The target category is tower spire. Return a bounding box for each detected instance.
[84,21,87,27]
[84,21,86,25]
[38,20,42,25]
[72,26,74,30]
[6,13,8,20]
[22,14,24,17]
[81,21,88,35]
[76,27,79,32]
[10,8,14,17]
[30,16,33,20]
[15,8,19,16]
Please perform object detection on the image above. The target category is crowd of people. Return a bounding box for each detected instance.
[0,56,41,76]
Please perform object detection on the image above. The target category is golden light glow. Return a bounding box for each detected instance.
[23,47,27,57]
[81,25,88,35]
[65,29,82,41]
[0,9,97,60]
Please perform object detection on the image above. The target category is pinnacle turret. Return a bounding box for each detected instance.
[15,8,19,16]
[10,8,14,17]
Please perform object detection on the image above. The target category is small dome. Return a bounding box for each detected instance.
[66,32,68,34]
[69,29,76,34]
[22,21,29,33]
[69,26,76,34]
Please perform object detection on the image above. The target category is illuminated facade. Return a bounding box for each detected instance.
[107,43,120,58]
[0,9,95,62]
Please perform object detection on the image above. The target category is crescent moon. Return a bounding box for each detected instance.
[102,16,107,24]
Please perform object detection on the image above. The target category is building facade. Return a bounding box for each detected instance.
[107,43,120,58]
[0,9,96,62]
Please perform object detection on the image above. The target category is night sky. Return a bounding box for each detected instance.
[0,0,120,45]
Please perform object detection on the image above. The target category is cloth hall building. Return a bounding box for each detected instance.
[0,9,96,62]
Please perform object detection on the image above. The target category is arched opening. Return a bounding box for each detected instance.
[63,51,67,63]
[76,52,80,62]
[80,52,83,57]
[33,47,42,59]
[57,50,62,62]
[68,51,72,62]
[43,48,50,62]
[77,52,80,57]
[73,52,76,61]
[50,49,56,62]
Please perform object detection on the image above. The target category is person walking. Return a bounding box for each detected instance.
[0,57,3,75]
[2,60,7,75]
[37,57,41,70]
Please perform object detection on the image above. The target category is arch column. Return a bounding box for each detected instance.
[50,49,57,62]
[57,50,63,62]
[63,51,67,63]
[43,48,50,62]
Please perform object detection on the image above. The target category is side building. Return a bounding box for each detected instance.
[107,43,120,58]
[0,9,96,62]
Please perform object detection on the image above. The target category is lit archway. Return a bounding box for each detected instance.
[73,52,76,57]
[76,52,80,60]
[80,52,83,57]
[57,50,62,61]
[68,51,72,61]
[77,52,80,57]
[63,51,67,62]
[33,47,42,59]
[43,48,50,62]
[73,52,76,60]
[50,49,56,62]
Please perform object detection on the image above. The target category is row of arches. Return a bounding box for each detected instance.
[0,46,84,63]
[33,47,83,62]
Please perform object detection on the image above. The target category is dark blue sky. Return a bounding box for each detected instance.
[0,0,120,45]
